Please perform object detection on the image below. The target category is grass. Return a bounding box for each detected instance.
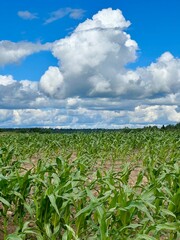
[0,129,179,239]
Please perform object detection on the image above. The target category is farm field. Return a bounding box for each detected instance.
[0,129,179,239]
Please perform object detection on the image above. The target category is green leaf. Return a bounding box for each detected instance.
[135,234,156,240]
[44,223,52,238]
[24,203,34,217]
[48,194,60,216]
[0,174,7,180]
[125,201,154,223]
[5,234,24,240]
[120,223,142,231]
[13,191,24,200]
[75,204,92,218]
[156,222,179,231]
[62,231,68,240]
[86,187,97,203]
[0,196,10,207]
[160,208,176,218]
[65,224,79,240]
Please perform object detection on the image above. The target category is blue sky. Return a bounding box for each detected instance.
[0,0,180,128]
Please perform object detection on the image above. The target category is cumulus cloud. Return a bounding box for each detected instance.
[13,109,68,126]
[0,8,180,128]
[40,8,138,98]
[75,8,130,31]
[0,41,51,66]
[129,105,180,123]
[1,104,179,128]
[135,52,180,97]
[39,67,64,97]
[0,109,69,127]
[40,8,180,102]
[45,8,85,24]
[0,74,43,108]
[18,11,38,20]
[0,75,16,86]
[36,8,180,126]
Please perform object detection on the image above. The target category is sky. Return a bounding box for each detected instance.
[0,0,180,128]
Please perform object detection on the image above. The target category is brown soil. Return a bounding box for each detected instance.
[0,209,16,240]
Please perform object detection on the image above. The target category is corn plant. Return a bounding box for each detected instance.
[0,129,179,239]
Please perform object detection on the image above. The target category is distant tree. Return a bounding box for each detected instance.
[161,125,165,130]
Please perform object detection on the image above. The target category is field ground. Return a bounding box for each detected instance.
[0,130,179,239]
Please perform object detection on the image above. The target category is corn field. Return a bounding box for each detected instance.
[0,130,179,239]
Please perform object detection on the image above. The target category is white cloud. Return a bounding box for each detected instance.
[41,9,178,101]
[0,41,51,66]
[130,105,160,123]
[40,9,180,101]
[18,11,38,20]
[39,66,64,98]
[0,102,179,128]
[0,8,180,128]
[13,109,68,126]
[0,109,69,127]
[0,75,16,86]
[88,75,111,95]
[163,106,180,122]
[45,8,85,24]
[75,8,130,31]
[129,105,180,123]
[135,52,180,97]
[41,8,138,98]
[0,110,13,122]
[69,9,86,20]
[66,97,80,107]
[0,74,43,109]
